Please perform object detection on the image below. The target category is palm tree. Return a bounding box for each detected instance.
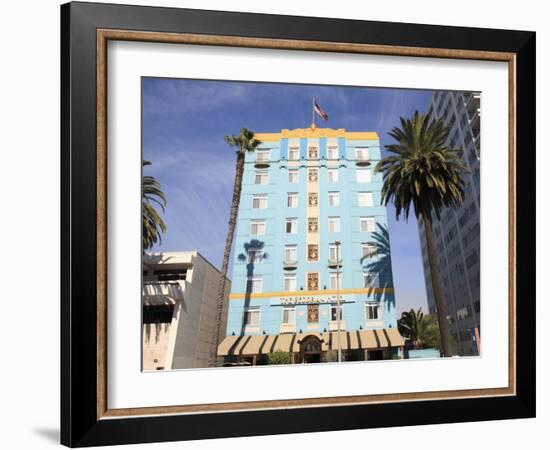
[375,111,468,357]
[209,128,262,366]
[398,308,440,350]
[142,160,167,251]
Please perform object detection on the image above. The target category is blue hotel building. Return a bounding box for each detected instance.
[218,125,404,364]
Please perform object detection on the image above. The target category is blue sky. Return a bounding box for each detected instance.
[142,78,432,314]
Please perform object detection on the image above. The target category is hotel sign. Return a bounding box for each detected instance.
[277,294,340,305]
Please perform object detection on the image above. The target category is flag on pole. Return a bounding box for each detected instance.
[313,98,329,121]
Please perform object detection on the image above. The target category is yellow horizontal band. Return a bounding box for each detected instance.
[255,128,379,142]
[229,287,394,300]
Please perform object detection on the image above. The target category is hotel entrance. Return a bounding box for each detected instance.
[300,335,322,363]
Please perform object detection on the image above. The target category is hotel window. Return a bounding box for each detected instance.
[331,305,343,321]
[256,149,270,162]
[328,216,341,233]
[363,272,377,288]
[288,146,300,160]
[287,193,298,208]
[244,306,260,326]
[308,168,318,182]
[246,277,263,294]
[284,274,297,291]
[284,245,297,262]
[328,244,339,261]
[153,269,187,281]
[282,306,296,324]
[307,304,319,323]
[308,244,319,261]
[327,146,338,160]
[327,168,339,183]
[307,272,319,290]
[329,273,341,290]
[360,216,376,232]
[248,248,264,264]
[250,220,266,236]
[252,194,267,209]
[328,191,340,207]
[288,169,299,183]
[366,303,381,320]
[356,169,372,183]
[355,147,369,162]
[308,217,318,233]
[361,243,376,258]
[254,171,269,185]
[308,192,318,206]
[358,192,374,207]
[308,146,319,159]
[285,218,297,234]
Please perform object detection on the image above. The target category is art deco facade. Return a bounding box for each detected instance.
[418,91,481,356]
[217,125,404,364]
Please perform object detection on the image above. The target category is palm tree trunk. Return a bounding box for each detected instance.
[422,214,452,357]
[209,149,246,366]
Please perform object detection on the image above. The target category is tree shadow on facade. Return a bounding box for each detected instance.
[237,239,268,335]
[360,223,395,311]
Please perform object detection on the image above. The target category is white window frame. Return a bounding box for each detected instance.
[283,274,297,292]
[356,169,372,183]
[254,171,269,185]
[248,248,264,264]
[331,305,343,321]
[246,277,263,294]
[288,169,299,183]
[252,194,267,209]
[285,218,298,234]
[361,243,376,258]
[358,192,374,207]
[244,306,261,326]
[360,216,376,232]
[366,303,381,320]
[256,149,271,162]
[287,192,298,208]
[328,244,338,261]
[328,191,340,207]
[327,168,339,183]
[288,146,300,160]
[363,272,376,288]
[284,245,297,262]
[282,306,296,324]
[250,220,266,236]
[327,146,338,160]
[329,272,341,290]
[328,216,341,233]
[355,147,370,161]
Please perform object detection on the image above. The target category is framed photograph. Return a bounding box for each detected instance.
[61,1,535,447]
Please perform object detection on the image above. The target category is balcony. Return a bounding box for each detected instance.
[254,154,271,168]
[328,320,346,331]
[283,260,298,270]
[327,258,342,269]
[355,158,371,167]
[280,323,296,334]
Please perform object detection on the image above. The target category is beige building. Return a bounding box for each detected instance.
[142,251,230,371]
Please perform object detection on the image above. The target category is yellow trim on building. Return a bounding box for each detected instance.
[228,287,394,300]
[255,127,379,142]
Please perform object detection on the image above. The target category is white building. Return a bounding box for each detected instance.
[418,91,481,356]
[142,251,230,370]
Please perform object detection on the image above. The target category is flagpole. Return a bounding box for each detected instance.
[312,96,315,127]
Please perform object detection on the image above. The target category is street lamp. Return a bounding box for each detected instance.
[335,240,342,363]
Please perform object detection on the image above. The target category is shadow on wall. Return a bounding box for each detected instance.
[360,223,395,311]
[237,239,268,335]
